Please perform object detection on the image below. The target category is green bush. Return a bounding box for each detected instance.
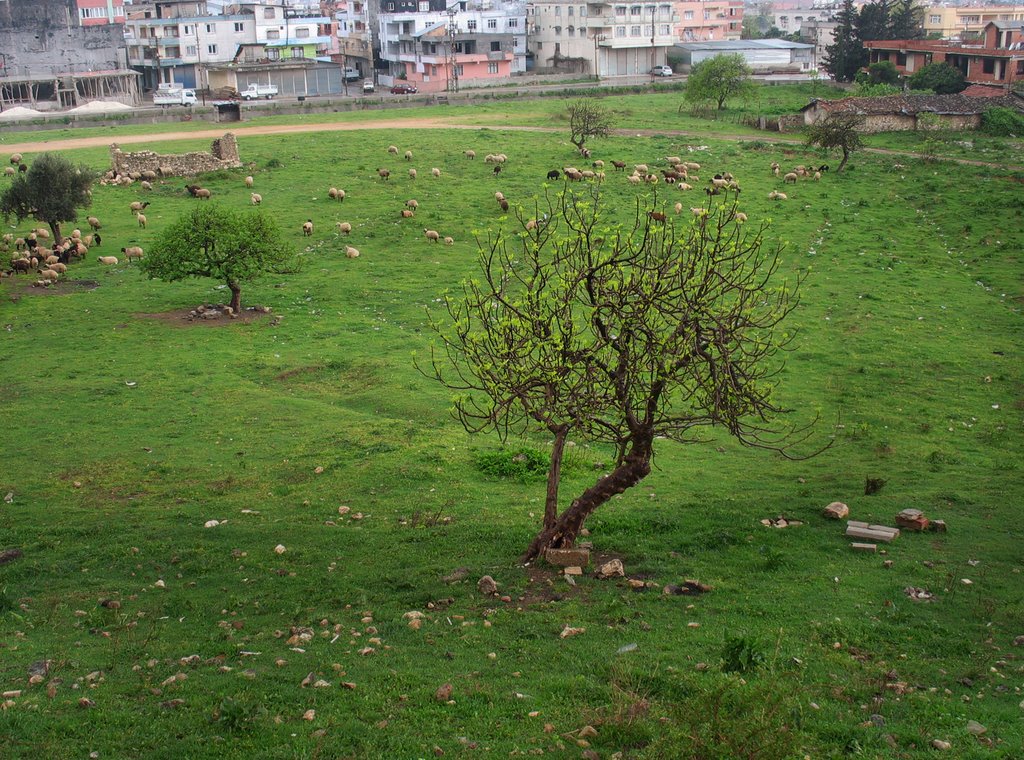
[980,107,1024,136]
[474,446,550,480]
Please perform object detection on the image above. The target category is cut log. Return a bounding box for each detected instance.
[846,525,899,542]
[851,543,877,552]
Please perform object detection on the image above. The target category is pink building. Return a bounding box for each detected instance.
[76,0,127,26]
[674,0,743,42]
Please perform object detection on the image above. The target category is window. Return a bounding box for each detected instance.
[467,19,477,30]
[659,24,669,35]
[206,23,214,33]
[264,7,275,19]
[487,18,497,29]
[982,57,995,73]
[684,10,693,20]
[567,6,573,15]
[513,36,520,47]
[630,25,640,36]
[207,44,218,54]
[186,44,197,56]
[580,6,586,17]
[455,64,464,75]
[234,22,244,32]
[291,46,303,57]
[537,41,543,48]
[491,40,501,51]
[267,48,280,60]
[79,7,110,19]
[659,4,670,19]
[630,5,641,16]
[928,14,940,23]
[164,45,180,57]
[567,25,574,36]
[554,25,562,35]
[182,24,193,35]
[488,62,499,73]
[419,0,428,9]
[431,65,438,76]
[508,18,518,28]
[644,24,653,36]
[266,29,280,39]
[963,15,979,24]
[615,26,626,36]
[615,6,627,17]
[555,6,560,15]
[295,27,310,38]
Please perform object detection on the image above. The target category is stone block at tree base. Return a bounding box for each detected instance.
[545,548,591,567]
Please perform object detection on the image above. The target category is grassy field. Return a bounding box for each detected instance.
[1,90,1022,758]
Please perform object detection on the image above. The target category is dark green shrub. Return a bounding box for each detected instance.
[474,446,550,480]
[908,62,966,94]
[980,107,1024,136]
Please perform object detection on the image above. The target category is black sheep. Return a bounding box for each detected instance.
[547,169,560,180]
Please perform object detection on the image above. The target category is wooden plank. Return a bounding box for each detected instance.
[851,543,877,552]
[846,525,898,542]
[848,521,870,528]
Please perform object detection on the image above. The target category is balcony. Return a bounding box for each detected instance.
[599,34,676,48]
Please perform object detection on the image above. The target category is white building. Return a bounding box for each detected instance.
[125,1,257,90]
[528,1,677,77]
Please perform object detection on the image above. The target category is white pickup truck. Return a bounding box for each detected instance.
[241,83,279,100]
[153,87,197,107]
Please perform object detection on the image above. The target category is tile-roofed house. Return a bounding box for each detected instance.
[800,93,1024,131]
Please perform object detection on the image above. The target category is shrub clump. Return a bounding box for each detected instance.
[980,107,1024,136]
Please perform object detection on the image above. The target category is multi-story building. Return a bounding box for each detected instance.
[675,0,743,42]
[76,0,128,26]
[124,0,256,90]
[922,4,1024,40]
[865,20,1024,91]
[378,0,527,92]
[335,0,375,76]
[529,1,677,77]
[797,18,838,70]
[246,2,338,59]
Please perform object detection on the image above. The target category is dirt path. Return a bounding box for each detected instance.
[3,117,1020,171]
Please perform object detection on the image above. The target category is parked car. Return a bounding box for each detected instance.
[362,80,375,94]
[390,83,418,94]
[650,65,673,77]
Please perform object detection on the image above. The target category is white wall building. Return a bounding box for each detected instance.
[528,1,677,77]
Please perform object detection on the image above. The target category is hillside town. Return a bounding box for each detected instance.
[0,0,1022,108]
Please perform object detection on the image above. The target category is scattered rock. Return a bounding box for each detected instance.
[559,625,585,639]
[545,548,591,567]
[869,714,885,728]
[3,492,13,504]
[761,516,803,528]
[929,519,948,533]
[160,698,185,709]
[302,709,316,721]
[442,567,469,583]
[931,739,951,750]
[822,502,849,519]
[0,548,23,565]
[203,520,220,528]
[663,579,713,595]
[596,559,624,579]
[579,725,598,738]
[904,587,933,601]
[435,683,453,702]
[1012,635,1024,647]
[477,575,498,595]
[966,720,986,736]
[564,566,583,576]
[274,544,286,555]
[883,560,893,569]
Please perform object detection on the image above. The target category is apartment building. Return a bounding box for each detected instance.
[922,4,1024,40]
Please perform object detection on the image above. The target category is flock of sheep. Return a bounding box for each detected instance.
[2,137,829,290]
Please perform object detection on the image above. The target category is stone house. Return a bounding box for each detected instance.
[800,92,1024,132]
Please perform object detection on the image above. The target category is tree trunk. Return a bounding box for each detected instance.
[544,427,569,530]
[228,281,242,313]
[50,221,62,247]
[837,147,850,173]
[522,433,653,563]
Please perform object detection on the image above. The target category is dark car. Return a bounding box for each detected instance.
[390,83,418,94]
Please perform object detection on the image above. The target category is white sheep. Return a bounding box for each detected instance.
[408,168,417,180]
[251,193,262,205]
[38,269,59,281]
[3,167,14,177]
[388,145,399,155]
[245,175,254,188]
[136,213,147,228]
[10,153,23,165]
[141,181,153,191]
[493,192,504,202]
[423,229,440,242]
[121,246,144,262]
[406,199,419,209]
[813,171,822,181]
[345,246,360,258]
[336,222,352,234]
[627,174,642,185]
[685,162,701,171]
[677,182,693,191]
[35,228,50,239]
[665,156,682,165]
[783,172,798,184]
[691,207,708,218]
[674,202,683,215]
[404,150,413,161]
[464,150,476,159]
[634,164,649,173]
[194,188,212,199]
[401,209,414,218]
[768,190,788,200]
[97,256,119,265]
[592,160,604,168]
[129,201,148,214]
[443,236,454,245]
[328,187,345,200]
[302,220,314,236]
[431,167,441,178]
[50,262,68,274]
[734,212,747,224]
[88,216,101,231]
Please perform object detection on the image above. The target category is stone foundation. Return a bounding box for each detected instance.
[109,133,241,178]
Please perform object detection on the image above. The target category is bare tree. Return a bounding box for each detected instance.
[425,187,823,562]
[567,98,614,154]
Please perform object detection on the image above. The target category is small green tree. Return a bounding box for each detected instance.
[684,54,755,111]
[805,112,866,172]
[567,98,614,153]
[908,62,966,94]
[867,60,901,85]
[0,153,95,245]
[142,204,295,313]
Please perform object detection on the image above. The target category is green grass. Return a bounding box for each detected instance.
[1,92,1022,758]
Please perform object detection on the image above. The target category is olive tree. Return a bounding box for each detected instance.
[805,111,866,173]
[0,153,95,245]
[142,204,295,313]
[424,187,820,561]
[567,98,614,153]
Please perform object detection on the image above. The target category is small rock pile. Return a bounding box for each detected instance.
[184,303,271,321]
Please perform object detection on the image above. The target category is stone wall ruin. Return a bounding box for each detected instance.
[109,133,241,178]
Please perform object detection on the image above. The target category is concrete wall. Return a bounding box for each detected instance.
[110,133,241,177]
[0,0,127,79]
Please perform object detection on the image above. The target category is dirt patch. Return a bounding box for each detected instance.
[134,306,271,327]
[2,278,99,297]
[275,365,325,381]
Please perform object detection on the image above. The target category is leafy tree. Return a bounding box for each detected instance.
[685,54,756,111]
[980,107,1024,136]
[908,62,966,94]
[424,187,819,561]
[805,112,866,172]
[142,204,295,313]
[0,153,94,245]
[566,98,614,153]
[822,0,863,82]
[867,60,901,85]
[888,0,925,39]
[857,0,892,42]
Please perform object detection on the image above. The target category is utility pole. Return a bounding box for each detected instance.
[650,4,656,81]
[446,5,459,93]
